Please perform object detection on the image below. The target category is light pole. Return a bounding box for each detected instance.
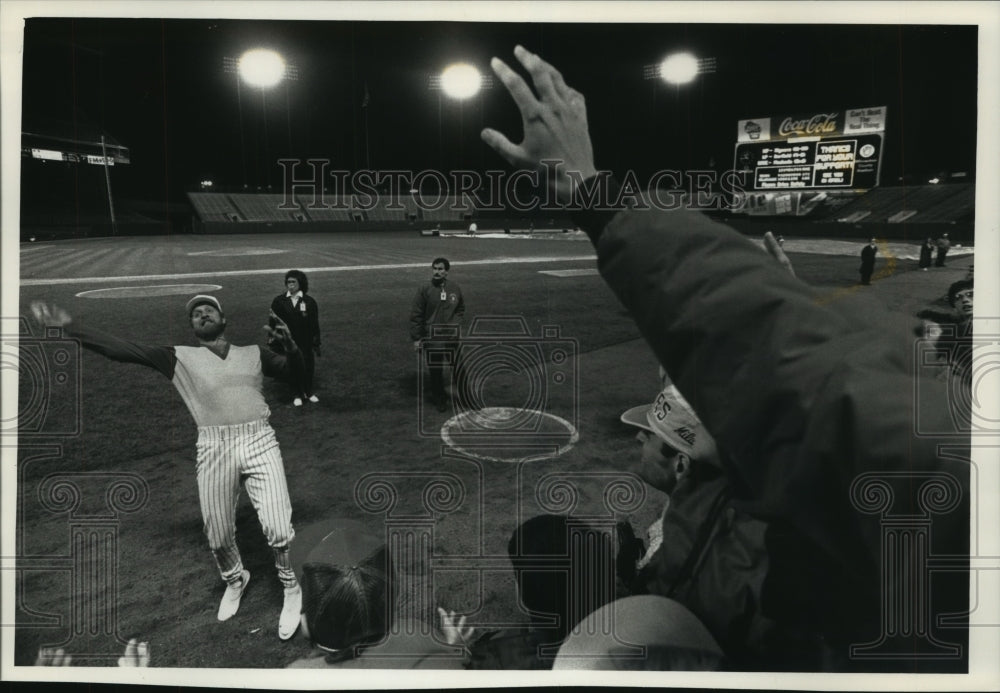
[643,52,717,174]
[223,49,298,190]
[429,62,493,173]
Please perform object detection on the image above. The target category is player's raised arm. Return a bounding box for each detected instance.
[31,300,176,378]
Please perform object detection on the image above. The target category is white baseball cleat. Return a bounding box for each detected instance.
[293,398,304,407]
[278,585,302,640]
[217,570,250,621]
[307,395,319,403]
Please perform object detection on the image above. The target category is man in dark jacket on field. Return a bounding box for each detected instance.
[859,237,877,285]
[410,257,466,411]
[935,233,952,267]
[482,45,969,672]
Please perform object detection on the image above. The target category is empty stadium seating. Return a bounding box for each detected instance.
[227,194,302,222]
[187,193,242,222]
[828,184,973,223]
[184,185,974,240]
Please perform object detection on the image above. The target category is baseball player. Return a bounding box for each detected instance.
[31,295,304,640]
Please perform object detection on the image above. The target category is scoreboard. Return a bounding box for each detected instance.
[736,134,883,190]
[734,107,885,191]
[21,131,130,166]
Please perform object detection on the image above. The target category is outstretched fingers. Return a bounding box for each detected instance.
[513,45,561,105]
[30,301,49,325]
[480,127,525,168]
[490,55,540,119]
[30,301,71,328]
[118,638,150,667]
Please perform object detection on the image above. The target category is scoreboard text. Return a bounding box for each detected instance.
[733,107,885,191]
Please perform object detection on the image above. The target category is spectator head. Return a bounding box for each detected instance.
[551,596,725,671]
[620,380,721,494]
[948,278,974,318]
[507,514,620,644]
[285,269,309,294]
[291,519,394,658]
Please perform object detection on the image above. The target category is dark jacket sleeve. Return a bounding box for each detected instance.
[454,285,466,324]
[409,287,427,342]
[588,200,968,580]
[67,323,176,378]
[307,296,320,348]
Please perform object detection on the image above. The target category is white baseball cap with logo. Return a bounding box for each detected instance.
[185,295,222,316]
[620,368,718,464]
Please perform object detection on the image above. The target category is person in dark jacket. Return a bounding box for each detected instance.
[409,257,466,412]
[482,44,969,672]
[270,270,321,406]
[935,233,952,267]
[466,514,625,669]
[859,237,878,285]
[286,518,470,669]
[919,237,935,270]
[621,382,773,669]
[917,278,974,390]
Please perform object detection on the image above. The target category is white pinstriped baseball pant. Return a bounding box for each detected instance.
[195,419,297,588]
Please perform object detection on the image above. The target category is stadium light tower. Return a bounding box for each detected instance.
[237,49,286,89]
[659,53,698,85]
[223,50,299,189]
[643,53,717,85]
[439,63,483,100]
[429,63,494,170]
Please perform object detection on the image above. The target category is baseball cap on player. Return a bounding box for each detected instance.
[290,518,394,654]
[185,294,222,317]
[552,595,724,670]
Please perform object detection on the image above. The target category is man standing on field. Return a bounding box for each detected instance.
[410,257,466,412]
[31,295,305,641]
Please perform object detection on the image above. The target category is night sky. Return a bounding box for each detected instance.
[18,17,979,207]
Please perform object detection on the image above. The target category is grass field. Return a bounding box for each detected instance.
[12,229,969,667]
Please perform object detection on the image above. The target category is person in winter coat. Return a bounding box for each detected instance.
[482,44,969,672]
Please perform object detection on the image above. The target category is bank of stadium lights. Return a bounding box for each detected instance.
[223,50,299,88]
[429,63,494,99]
[643,53,717,85]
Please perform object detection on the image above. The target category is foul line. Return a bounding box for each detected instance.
[20,255,598,287]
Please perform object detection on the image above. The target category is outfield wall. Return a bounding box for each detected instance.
[20,216,974,244]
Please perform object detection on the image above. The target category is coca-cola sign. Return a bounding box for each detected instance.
[778,113,839,137]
